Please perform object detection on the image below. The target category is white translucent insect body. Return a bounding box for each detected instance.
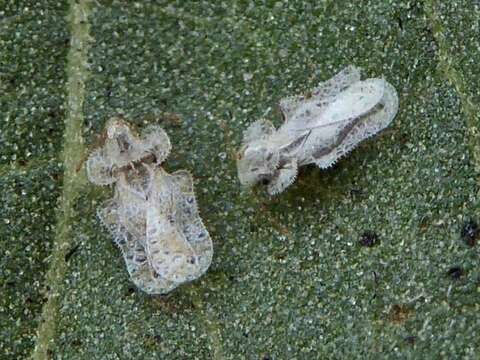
[86,118,212,294]
[237,66,399,195]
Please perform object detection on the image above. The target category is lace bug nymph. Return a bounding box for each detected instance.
[86,118,213,295]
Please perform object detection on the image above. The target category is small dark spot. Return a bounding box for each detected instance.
[126,286,136,294]
[153,334,162,343]
[65,244,80,262]
[24,297,34,305]
[261,178,270,186]
[198,232,205,238]
[149,153,158,164]
[447,266,464,280]
[186,197,194,204]
[461,220,478,246]
[396,16,403,30]
[116,133,131,153]
[71,339,82,347]
[47,349,54,359]
[47,110,57,118]
[105,84,112,98]
[187,256,196,264]
[153,272,160,278]
[359,231,379,247]
[262,355,271,360]
[404,336,416,346]
[398,132,409,145]
[349,188,364,198]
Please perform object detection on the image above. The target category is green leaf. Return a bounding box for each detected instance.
[2,0,479,359]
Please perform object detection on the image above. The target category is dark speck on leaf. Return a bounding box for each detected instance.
[396,16,404,31]
[461,220,478,246]
[153,335,162,343]
[349,188,364,199]
[404,336,416,345]
[447,266,464,280]
[65,244,80,262]
[359,231,379,247]
[71,339,82,347]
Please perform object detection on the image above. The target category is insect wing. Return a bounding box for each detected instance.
[145,199,200,284]
[313,79,398,168]
[171,170,213,274]
[242,119,276,144]
[319,78,385,125]
[122,232,178,295]
[86,149,115,185]
[280,66,361,122]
